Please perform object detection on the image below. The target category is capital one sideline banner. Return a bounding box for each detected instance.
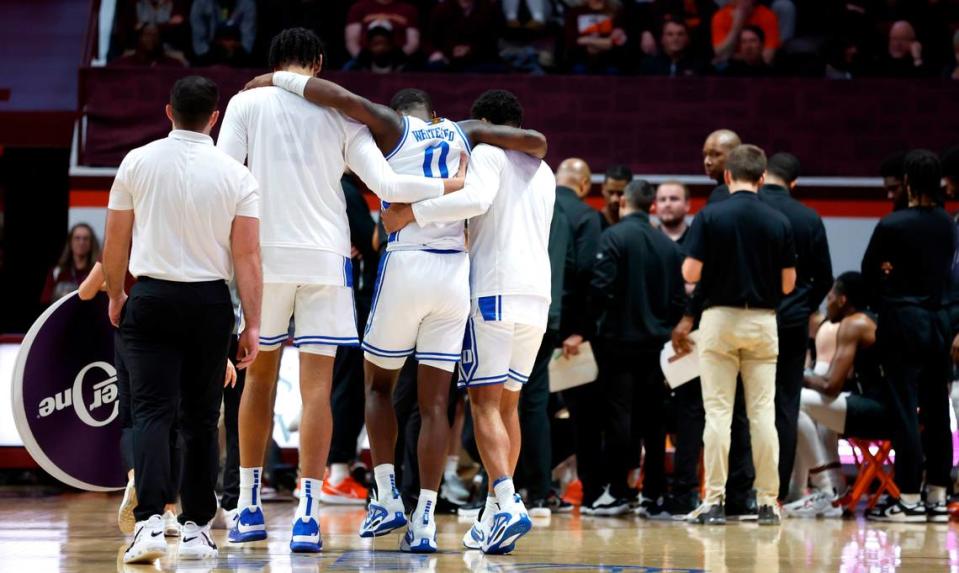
[12,291,126,491]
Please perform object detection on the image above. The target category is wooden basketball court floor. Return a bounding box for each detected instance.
[0,493,957,572]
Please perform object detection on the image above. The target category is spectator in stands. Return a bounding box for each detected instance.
[824,35,868,79]
[503,0,546,29]
[136,0,188,48]
[599,165,633,228]
[711,0,780,65]
[110,24,188,68]
[723,25,773,76]
[874,20,929,77]
[346,0,420,63]
[427,0,504,73]
[344,24,409,73]
[190,0,256,66]
[880,151,908,211]
[943,30,959,80]
[652,0,717,59]
[565,0,628,75]
[640,20,707,77]
[41,223,100,305]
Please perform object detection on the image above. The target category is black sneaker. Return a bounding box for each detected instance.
[528,492,573,518]
[584,487,631,517]
[664,492,700,521]
[757,505,781,526]
[687,502,725,525]
[725,497,758,522]
[547,492,574,514]
[639,497,672,521]
[925,500,949,524]
[865,498,927,523]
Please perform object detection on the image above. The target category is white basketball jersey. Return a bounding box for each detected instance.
[384,115,471,252]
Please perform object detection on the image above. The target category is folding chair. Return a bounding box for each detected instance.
[840,438,900,512]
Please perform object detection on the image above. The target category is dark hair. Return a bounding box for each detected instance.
[169,76,218,130]
[879,150,906,179]
[268,28,325,70]
[725,144,767,184]
[767,153,801,184]
[604,164,633,183]
[367,25,393,42]
[470,89,523,127]
[903,149,942,201]
[834,271,866,311]
[941,145,959,178]
[390,88,433,114]
[57,223,100,279]
[624,179,656,213]
[741,24,765,45]
[661,19,688,32]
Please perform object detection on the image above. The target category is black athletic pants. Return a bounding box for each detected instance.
[594,343,667,500]
[563,380,605,505]
[516,331,557,501]
[775,323,808,501]
[878,306,953,493]
[122,278,233,524]
[220,335,246,511]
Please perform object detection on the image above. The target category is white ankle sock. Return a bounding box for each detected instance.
[900,493,921,506]
[483,494,497,522]
[414,489,438,526]
[238,467,261,508]
[444,455,459,476]
[296,478,321,518]
[927,485,947,504]
[329,463,350,486]
[374,464,396,500]
[493,477,516,508]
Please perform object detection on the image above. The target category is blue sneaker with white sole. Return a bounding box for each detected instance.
[399,509,437,554]
[228,506,267,543]
[482,505,532,555]
[290,515,322,553]
[359,491,407,538]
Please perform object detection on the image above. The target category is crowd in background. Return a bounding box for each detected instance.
[107,0,959,77]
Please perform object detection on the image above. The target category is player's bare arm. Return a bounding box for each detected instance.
[803,315,871,397]
[458,119,547,159]
[243,72,404,154]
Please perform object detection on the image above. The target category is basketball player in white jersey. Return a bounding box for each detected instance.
[217,29,464,554]
[247,71,546,552]
[382,90,554,554]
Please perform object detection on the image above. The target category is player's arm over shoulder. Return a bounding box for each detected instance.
[296,76,404,153]
[459,119,547,159]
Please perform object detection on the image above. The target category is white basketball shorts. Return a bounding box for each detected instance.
[258,283,359,357]
[362,250,470,372]
[459,295,548,391]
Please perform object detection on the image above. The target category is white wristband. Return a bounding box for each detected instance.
[272,71,309,97]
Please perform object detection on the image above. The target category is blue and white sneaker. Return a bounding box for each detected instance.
[400,510,438,554]
[482,501,532,555]
[463,502,495,550]
[359,490,407,538]
[228,505,267,543]
[290,515,322,553]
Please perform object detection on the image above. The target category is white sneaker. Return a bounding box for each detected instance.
[585,486,630,517]
[783,491,842,519]
[163,510,181,537]
[123,515,168,564]
[463,504,494,550]
[442,471,471,504]
[117,478,137,535]
[359,489,408,538]
[210,507,237,530]
[400,510,437,553]
[482,498,532,555]
[178,521,218,560]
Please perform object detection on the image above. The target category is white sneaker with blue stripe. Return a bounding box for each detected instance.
[228,506,267,543]
[290,515,322,553]
[400,507,438,553]
[482,497,532,555]
[359,489,408,538]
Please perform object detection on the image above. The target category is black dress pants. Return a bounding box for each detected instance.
[517,331,557,501]
[220,335,246,511]
[775,323,808,501]
[122,278,233,524]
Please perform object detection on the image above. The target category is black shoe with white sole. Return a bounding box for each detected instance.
[687,503,726,525]
[757,505,781,526]
[865,498,927,523]
[926,501,950,523]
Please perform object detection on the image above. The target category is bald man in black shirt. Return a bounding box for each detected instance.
[861,150,954,523]
[703,129,741,204]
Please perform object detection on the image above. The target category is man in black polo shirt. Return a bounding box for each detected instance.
[758,153,833,503]
[703,129,741,204]
[678,144,797,526]
[589,180,686,517]
[598,164,633,229]
[861,149,954,523]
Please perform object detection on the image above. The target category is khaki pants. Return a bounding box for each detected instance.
[699,306,780,507]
